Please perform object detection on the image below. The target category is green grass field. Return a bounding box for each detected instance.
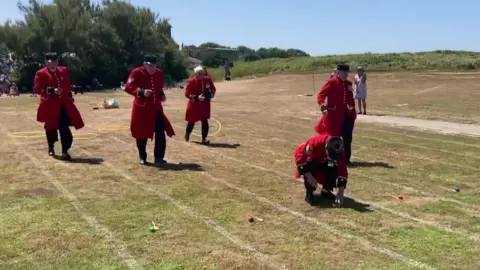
[1,70,479,269]
[207,50,480,80]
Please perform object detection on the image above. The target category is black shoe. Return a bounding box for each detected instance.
[154,159,167,166]
[305,190,315,205]
[320,190,336,201]
[363,112,367,115]
[48,149,55,157]
[202,139,210,145]
[184,133,190,142]
[139,159,147,165]
[61,151,71,161]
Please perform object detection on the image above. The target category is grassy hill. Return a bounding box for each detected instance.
[208,50,480,80]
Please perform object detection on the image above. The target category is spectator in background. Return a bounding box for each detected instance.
[0,74,12,96]
[224,62,231,81]
[354,66,367,115]
[9,83,19,96]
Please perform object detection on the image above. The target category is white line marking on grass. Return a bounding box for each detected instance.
[184,134,480,242]
[223,117,480,213]
[82,120,434,269]
[414,84,446,95]
[162,139,438,269]
[0,123,141,270]
[201,173,436,270]
[75,136,288,270]
[233,116,480,172]
[359,128,480,149]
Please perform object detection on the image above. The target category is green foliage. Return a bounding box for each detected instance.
[185,42,310,62]
[202,53,229,68]
[0,0,188,89]
[207,50,480,80]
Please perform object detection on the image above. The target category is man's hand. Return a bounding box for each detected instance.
[198,94,205,101]
[144,89,153,97]
[54,88,62,95]
[320,104,328,115]
[335,187,345,206]
[303,173,317,188]
[160,93,166,102]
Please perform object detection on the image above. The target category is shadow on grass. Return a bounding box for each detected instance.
[349,161,395,169]
[56,157,104,165]
[146,162,204,172]
[193,141,241,149]
[310,196,373,212]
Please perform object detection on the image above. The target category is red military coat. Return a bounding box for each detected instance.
[184,76,216,123]
[124,67,175,140]
[345,80,357,125]
[293,134,348,185]
[34,66,84,130]
[314,76,352,136]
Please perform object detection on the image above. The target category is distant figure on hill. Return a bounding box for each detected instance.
[354,66,367,115]
[224,63,231,81]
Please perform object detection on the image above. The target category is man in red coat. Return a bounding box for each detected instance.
[314,63,354,136]
[124,54,175,166]
[341,79,356,165]
[184,66,216,144]
[34,52,84,160]
[294,134,348,206]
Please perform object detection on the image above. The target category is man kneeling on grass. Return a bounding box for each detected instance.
[294,134,348,206]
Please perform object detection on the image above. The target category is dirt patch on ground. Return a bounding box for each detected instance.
[356,115,480,137]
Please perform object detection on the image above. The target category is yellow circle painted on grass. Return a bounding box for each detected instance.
[8,131,98,140]
[98,125,130,132]
[191,117,222,137]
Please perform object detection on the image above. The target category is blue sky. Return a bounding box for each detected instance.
[2,0,479,56]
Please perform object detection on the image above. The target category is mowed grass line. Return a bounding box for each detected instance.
[2,115,284,269]
[0,139,139,269]
[206,115,480,229]
[220,113,480,202]
[5,115,422,269]
[16,112,288,269]
[74,119,429,269]
[163,132,479,269]
[81,130,437,270]
[16,103,437,270]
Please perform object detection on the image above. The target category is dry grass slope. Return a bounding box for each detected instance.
[208,50,480,80]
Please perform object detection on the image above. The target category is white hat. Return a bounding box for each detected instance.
[193,66,204,73]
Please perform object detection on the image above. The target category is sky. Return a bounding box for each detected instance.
[2,0,480,56]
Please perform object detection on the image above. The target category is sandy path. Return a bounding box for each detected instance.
[356,115,480,137]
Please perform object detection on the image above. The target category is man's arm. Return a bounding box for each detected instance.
[185,79,199,102]
[33,72,45,95]
[124,69,144,97]
[209,77,216,97]
[159,71,166,102]
[317,80,331,106]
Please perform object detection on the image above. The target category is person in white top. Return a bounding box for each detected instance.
[354,66,367,115]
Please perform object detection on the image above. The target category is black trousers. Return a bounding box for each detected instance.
[303,164,338,192]
[45,106,72,153]
[185,120,209,140]
[136,113,166,160]
[341,116,353,162]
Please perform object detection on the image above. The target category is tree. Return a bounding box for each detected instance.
[0,0,188,90]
